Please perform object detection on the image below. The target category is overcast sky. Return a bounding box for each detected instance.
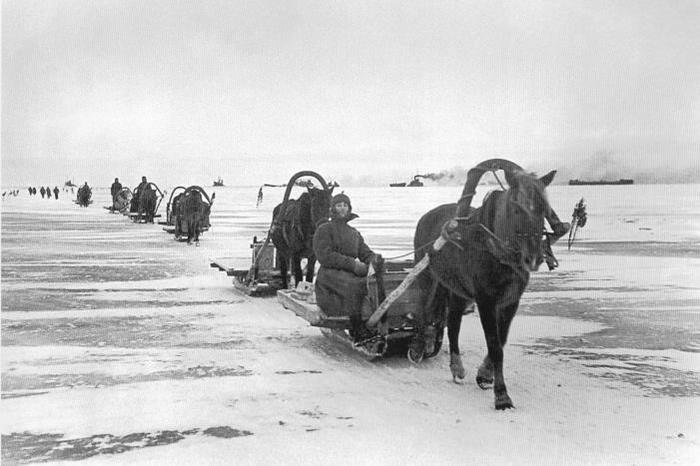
[3,0,699,187]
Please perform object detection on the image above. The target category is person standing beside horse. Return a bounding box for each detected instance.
[134,176,148,200]
[313,193,382,343]
[110,178,122,209]
[53,186,59,200]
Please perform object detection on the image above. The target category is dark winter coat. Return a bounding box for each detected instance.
[111,181,122,199]
[312,211,374,318]
[313,213,374,272]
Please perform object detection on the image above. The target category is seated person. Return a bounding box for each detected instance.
[313,193,381,343]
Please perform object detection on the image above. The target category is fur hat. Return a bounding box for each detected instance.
[331,193,352,210]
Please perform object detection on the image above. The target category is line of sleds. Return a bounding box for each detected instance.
[104,182,215,244]
[104,182,165,223]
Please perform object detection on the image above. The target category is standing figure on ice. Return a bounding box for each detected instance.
[110,177,122,208]
[134,176,148,202]
[313,193,381,343]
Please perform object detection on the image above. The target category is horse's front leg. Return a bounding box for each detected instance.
[305,257,316,283]
[477,297,519,410]
[291,255,303,287]
[476,355,494,389]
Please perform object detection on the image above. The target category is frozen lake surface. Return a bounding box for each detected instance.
[1,182,699,464]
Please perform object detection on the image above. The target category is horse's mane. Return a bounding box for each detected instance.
[511,170,549,217]
[475,190,503,229]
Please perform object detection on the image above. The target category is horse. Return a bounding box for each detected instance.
[175,189,214,245]
[413,159,564,410]
[76,186,91,207]
[270,185,333,289]
[138,186,158,223]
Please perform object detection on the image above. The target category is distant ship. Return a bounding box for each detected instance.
[568,179,634,186]
[213,177,224,187]
[390,175,424,187]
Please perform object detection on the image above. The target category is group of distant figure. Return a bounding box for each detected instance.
[26,186,61,199]
[2,189,21,198]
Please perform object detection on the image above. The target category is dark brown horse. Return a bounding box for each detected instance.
[76,185,92,207]
[413,159,567,409]
[267,171,333,289]
[138,186,158,223]
[174,187,215,245]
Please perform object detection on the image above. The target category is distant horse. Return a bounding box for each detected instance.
[413,159,566,410]
[76,186,92,207]
[138,186,158,223]
[268,172,333,289]
[174,188,214,245]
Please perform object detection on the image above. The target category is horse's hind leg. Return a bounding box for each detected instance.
[447,293,466,382]
[278,253,289,289]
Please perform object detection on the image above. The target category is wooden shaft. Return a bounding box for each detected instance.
[366,235,446,327]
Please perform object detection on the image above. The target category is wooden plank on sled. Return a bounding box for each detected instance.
[277,289,350,328]
[233,278,280,297]
[384,259,414,272]
[128,213,161,218]
[209,257,241,276]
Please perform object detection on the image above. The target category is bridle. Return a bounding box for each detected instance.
[439,179,550,271]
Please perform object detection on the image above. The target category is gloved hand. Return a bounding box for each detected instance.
[353,258,368,277]
[370,253,384,271]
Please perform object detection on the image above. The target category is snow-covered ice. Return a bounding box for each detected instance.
[2,185,699,465]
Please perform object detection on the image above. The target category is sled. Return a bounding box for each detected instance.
[159,186,214,241]
[277,259,444,362]
[209,236,284,296]
[128,182,164,223]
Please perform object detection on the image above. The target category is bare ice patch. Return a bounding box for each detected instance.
[2,426,253,464]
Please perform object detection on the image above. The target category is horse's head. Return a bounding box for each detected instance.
[307,186,333,226]
[496,169,556,271]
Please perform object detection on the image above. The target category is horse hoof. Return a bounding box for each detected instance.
[450,354,466,381]
[476,375,493,390]
[495,395,514,410]
[452,375,465,385]
[407,347,424,364]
